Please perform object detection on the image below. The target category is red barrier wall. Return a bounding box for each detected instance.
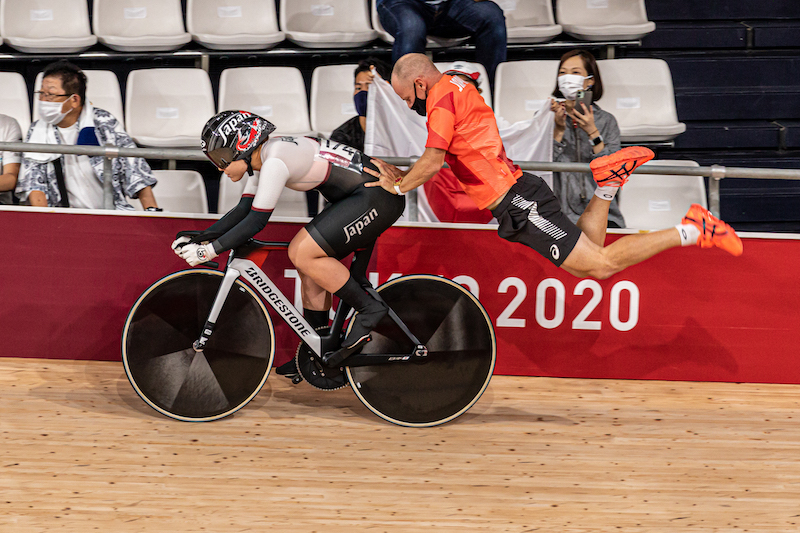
[2,208,798,384]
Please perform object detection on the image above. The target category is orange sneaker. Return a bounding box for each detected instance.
[682,204,743,256]
[589,146,654,188]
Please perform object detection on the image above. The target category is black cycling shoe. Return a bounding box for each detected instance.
[343,300,388,350]
[275,359,301,379]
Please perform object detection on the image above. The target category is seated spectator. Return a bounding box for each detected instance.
[17,61,159,210]
[0,113,22,205]
[376,0,507,87]
[330,57,393,152]
[550,49,624,227]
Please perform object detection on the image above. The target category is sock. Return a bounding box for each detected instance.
[676,224,700,246]
[303,308,329,330]
[334,277,378,314]
[594,185,619,201]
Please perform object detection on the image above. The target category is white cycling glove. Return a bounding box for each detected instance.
[178,243,218,266]
[171,236,191,252]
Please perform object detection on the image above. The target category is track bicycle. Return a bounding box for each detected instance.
[122,235,497,427]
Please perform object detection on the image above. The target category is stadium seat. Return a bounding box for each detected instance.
[92,0,191,52]
[434,62,492,108]
[218,67,312,137]
[0,0,96,53]
[618,159,705,230]
[33,71,125,124]
[499,0,562,44]
[310,64,359,138]
[280,0,377,48]
[186,0,284,50]
[0,72,31,133]
[596,59,686,142]
[125,68,215,148]
[556,0,655,41]
[133,170,209,213]
[370,0,469,48]
[493,60,559,124]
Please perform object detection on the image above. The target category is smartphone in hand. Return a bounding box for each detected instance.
[574,89,593,113]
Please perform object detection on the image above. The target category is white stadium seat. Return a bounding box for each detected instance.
[34,70,125,125]
[186,0,284,50]
[496,0,562,44]
[92,0,191,52]
[133,170,209,214]
[310,64,359,138]
[218,67,312,137]
[280,0,377,49]
[0,0,96,53]
[619,160,706,230]
[434,62,492,109]
[596,59,686,142]
[370,0,469,48]
[556,0,655,41]
[0,72,31,133]
[493,60,559,124]
[125,68,215,148]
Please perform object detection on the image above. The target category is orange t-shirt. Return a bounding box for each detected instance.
[425,75,522,209]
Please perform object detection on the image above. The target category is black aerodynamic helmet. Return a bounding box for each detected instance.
[201,110,276,170]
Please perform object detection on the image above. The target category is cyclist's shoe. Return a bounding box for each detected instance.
[322,299,388,367]
[589,146,654,188]
[275,359,301,380]
[343,299,388,350]
[682,204,743,256]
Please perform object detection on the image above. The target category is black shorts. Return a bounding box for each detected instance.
[491,173,582,266]
[306,184,405,260]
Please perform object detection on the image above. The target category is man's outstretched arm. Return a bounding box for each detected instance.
[365,147,446,194]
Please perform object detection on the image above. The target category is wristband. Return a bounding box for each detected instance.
[394,184,405,196]
[145,206,163,212]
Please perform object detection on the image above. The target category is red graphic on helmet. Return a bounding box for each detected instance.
[236,119,260,151]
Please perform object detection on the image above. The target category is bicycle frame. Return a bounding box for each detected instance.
[192,240,427,366]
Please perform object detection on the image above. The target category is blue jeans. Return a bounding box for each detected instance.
[377,0,507,87]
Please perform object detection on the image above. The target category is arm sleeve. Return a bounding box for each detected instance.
[211,157,291,254]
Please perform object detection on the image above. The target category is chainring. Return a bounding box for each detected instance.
[295,327,349,390]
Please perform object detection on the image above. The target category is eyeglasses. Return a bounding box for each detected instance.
[35,91,74,102]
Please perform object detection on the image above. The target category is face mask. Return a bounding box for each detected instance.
[39,99,71,125]
[410,82,427,117]
[354,90,368,117]
[557,74,592,100]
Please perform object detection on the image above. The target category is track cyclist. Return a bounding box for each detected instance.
[173,110,405,366]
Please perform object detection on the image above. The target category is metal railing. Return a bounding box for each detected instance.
[4,141,800,219]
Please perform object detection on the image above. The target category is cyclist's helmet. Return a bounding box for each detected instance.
[201,110,276,170]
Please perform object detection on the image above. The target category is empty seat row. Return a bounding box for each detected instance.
[0,57,683,150]
[0,0,655,54]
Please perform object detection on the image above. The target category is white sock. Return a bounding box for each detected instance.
[676,224,700,246]
[594,185,618,201]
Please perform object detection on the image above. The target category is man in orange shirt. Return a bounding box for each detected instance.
[366,54,742,279]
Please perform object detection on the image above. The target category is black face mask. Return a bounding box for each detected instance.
[410,82,427,116]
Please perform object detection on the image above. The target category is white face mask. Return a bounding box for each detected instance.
[557,74,592,100]
[39,99,71,125]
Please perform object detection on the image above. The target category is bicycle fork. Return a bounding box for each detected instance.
[192,267,241,353]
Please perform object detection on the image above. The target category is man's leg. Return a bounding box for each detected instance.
[377,0,432,64]
[436,0,507,87]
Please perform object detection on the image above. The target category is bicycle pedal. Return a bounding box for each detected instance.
[322,335,370,367]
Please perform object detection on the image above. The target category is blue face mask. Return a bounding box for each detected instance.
[354,90,368,117]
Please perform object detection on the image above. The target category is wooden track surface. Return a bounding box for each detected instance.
[2,357,799,532]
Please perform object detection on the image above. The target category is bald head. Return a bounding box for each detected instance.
[391,53,443,111]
